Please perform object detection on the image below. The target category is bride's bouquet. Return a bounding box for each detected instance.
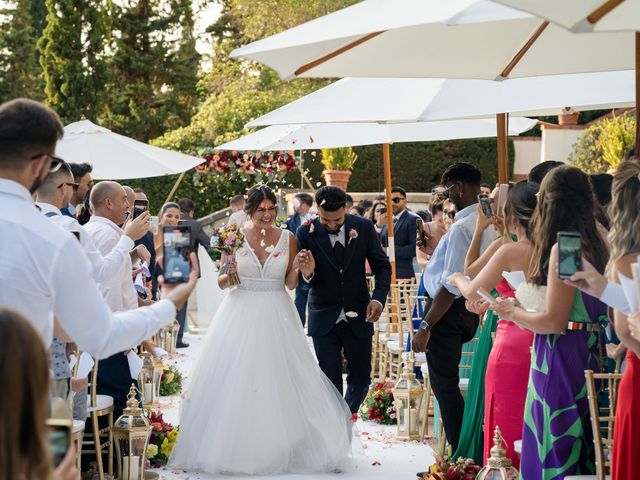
[211,224,245,286]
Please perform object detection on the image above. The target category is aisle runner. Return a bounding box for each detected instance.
[153,333,435,480]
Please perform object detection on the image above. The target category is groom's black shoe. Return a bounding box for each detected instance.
[176,341,190,348]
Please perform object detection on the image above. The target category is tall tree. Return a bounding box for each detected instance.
[0,0,44,103]
[105,0,200,142]
[37,0,110,123]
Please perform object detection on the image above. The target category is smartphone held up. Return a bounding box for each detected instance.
[478,194,493,219]
[557,231,582,280]
[162,225,192,283]
[132,199,149,219]
[46,418,72,467]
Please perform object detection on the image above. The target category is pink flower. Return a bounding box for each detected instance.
[304,219,315,233]
[348,228,358,244]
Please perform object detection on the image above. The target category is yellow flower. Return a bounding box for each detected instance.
[429,464,441,474]
[145,444,158,459]
[168,428,179,442]
[161,438,174,457]
[165,372,175,383]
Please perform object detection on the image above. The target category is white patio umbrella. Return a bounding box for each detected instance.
[216,118,537,281]
[56,120,204,180]
[492,0,640,151]
[247,72,635,127]
[217,119,537,151]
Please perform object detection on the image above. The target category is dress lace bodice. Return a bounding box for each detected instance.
[235,228,290,291]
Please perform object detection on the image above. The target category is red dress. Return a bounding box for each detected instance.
[483,279,534,468]
[612,350,640,480]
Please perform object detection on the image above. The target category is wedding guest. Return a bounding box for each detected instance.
[0,307,80,480]
[381,186,420,281]
[448,181,539,467]
[176,197,211,347]
[367,201,387,240]
[345,193,354,210]
[527,160,563,185]
[416,196,448,270]
[133,188,157,298]
[349,205,365,217]
[283,192,314,326]
[60,162,92,217]
[154,202,181,271]
[480,183,492,196]
[590,173,613,230]
[227,194,249,227]
[412,163,496,450]
[493,166,609,480]
[599,159,640,480]
[0,98,196,359]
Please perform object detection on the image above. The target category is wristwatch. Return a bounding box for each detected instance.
[419,320,432,332]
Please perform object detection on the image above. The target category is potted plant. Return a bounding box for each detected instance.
[321,147,358,190]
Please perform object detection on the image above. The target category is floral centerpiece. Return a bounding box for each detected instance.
[146,411,179,467]
[358,381,397,425]
[195,150,298,177]
[419,456,482,480]
[159,364,183,396]
[210,224,245,286]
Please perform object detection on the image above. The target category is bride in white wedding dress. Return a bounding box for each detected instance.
[169,185,353,475]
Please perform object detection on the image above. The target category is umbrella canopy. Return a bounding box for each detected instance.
[56,120,203,180]
[247,72,635,127]
[230,0,633,81]
[493,0,640,33]
[217,118,537,151]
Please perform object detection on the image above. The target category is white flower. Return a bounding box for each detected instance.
[260,229,266,236]
[345,311,358,318]
[264,245,275,253]
[260,239,266,247]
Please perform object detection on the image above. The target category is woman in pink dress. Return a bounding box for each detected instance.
[448,181,538,466]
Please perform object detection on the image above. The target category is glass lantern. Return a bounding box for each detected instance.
[392,352,423,441]
[138,353,162,408]
[112,384,152,480]
[476,426,519,480]
[162,322,180,354]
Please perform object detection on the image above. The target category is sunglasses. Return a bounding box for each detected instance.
[31,153,64,173]
[440,184,455,199]
[57,182,79,189]
[391,197,405,204]
[444,210,456,219]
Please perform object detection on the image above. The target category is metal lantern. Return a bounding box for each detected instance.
[138,353,163,408]
[392,352,423,440]
[112,384,152,480]
[476,426,519,480]
[161,322,180,354]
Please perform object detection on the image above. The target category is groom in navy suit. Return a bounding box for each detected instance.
[296,186,391,413]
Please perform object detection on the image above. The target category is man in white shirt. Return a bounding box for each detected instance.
[36,162,150,284]
[412,162,496,451]
[84,181,142,312]
[0,98,196,359]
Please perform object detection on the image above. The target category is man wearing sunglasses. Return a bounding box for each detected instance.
[380,186,420,281]
[0,98,197,360]
[412,162,496,451]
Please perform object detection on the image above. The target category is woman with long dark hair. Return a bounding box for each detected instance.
[493,166,609,480]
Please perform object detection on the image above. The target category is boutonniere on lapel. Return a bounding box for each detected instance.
[348,228,358,245]
[303,215,317,233]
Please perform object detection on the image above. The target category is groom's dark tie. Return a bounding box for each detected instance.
[333,240,345,266]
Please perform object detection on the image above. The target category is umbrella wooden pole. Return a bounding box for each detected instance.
[496,113,510,183]
[636,33,639,156]
[382,143,397,286]
[164,171,186,205]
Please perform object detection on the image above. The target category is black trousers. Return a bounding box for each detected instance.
[313,321,372,414]
[425,298,478,451]
[176,301,187,341]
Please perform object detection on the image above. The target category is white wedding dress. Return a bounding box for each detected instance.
[169,229,353,475]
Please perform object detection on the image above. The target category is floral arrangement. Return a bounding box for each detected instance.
[146,411,179,467]
[210,224,245,286]
[195,150,298,176]
[358,381,397,425]
[420,456,481,480]
[159,364,183,396]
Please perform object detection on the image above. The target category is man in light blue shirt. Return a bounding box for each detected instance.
[412,162,495,451]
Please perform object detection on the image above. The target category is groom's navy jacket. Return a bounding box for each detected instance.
[296,214,391,339]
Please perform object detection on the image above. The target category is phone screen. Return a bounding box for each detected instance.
[478,194,493,219]
[133,199,149,219]
[557,232,582,279]
[46,420,71,467]
[163,226,191,283]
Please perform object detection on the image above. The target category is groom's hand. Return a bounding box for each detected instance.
[298,249,315,278]
[365,301,382,323]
